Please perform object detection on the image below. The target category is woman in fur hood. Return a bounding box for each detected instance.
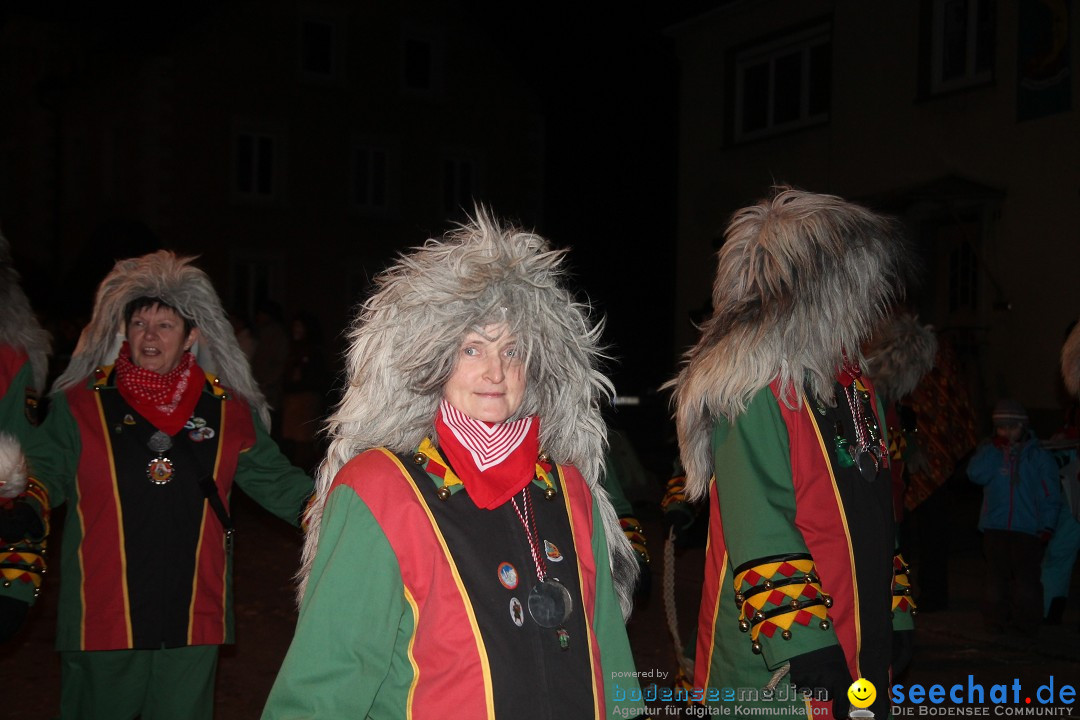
[24,250,314,720]
[670,188,915,719]
[263,209,643,720]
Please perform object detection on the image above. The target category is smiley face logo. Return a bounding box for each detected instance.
[847,677,877,709]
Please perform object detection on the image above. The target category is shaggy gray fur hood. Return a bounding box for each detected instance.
[669,188,911,500]
[865,313,938,405]
[0,233,51,394]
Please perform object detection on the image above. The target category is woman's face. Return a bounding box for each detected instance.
[443,325,525,424]
[126,304,198,375]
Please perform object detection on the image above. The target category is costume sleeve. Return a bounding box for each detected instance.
[590,495,645,720]
[711,389,839,670]
[890,550,916,631]
[262,485,409,719]
[0,357,37,444]
[23,392,79,511]
[233,413,314,527]
[966,442,1001,486]
[602,455,649,565]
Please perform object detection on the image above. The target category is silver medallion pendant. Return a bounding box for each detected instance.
[148,431,173,454]
[849,444,879,482]
[527,578,573,628]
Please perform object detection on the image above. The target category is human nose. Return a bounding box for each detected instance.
[482,353,505,383]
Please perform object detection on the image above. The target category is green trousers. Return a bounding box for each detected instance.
[60,645,218,720]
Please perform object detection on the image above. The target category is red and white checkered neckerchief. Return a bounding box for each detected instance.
[114,340,195,414]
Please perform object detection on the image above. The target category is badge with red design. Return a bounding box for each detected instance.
[147,457,175,485]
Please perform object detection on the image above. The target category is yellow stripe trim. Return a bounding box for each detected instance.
[84,392,133,649]
[380,449,495,720]
[402,585,421,719]
[803,398,861,679]
[559,468,601,719]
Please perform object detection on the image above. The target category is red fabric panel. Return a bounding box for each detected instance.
[771,382,860,682]
[188,390,255,645]
[67,387,133,650]
[558,464,603,712]
[694,483,727,691]
[339,449,491,719]
[0,345,28,393]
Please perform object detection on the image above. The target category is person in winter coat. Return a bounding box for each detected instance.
[967,398,1060,634]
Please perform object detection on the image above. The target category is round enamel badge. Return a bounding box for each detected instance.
[497,562,518,589]
[147,457,175,485]
[509,597,524,627]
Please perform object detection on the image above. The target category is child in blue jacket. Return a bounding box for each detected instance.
[968,399,1060,634]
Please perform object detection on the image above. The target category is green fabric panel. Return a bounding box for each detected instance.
[0,361,35,443]
[24,391,80,510]
[262,486,413,719]
[709,389,838,670]
[589,496,644,719]
[233,413,313,527]
[601,453,633,517]
[60,646,218,720]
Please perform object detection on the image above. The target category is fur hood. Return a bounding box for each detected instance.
[865,312,938,404]
[0,233,51,393]
[1064,321,1080,396]
[298,208,639,617]
[669,188,910,500]
[52,251,268,427]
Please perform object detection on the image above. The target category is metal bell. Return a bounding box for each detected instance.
[436,486,452,501]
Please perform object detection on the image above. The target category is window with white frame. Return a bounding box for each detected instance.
[929,0,995,94]
[234,131,277,198]
[734,23,831,142]
[351,146,389,210]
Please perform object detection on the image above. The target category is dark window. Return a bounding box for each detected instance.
[404,38,432,90]
[235,132,275,197]
[733,23,831,142]
[352,147,388,209]
[443,158,475,215]
[302,20,334,76]
[929,0,995,93]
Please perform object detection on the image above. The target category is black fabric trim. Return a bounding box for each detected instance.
[732,552,813,578]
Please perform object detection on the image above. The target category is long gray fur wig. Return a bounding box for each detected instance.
[298,208,640,618]
[52,251,269,428]
[669,187,911,500]
[0,232,51,394]
[1064,321,1080,396]
[865,312,938,405]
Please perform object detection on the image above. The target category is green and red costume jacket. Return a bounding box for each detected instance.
[0,343,47,607]
[695,379,914,718]
[26,365,313,651]
[263,441,643,720]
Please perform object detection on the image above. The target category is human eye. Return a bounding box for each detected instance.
[462,345,479,357]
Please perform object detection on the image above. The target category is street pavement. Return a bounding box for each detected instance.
[1,482,1077,718]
